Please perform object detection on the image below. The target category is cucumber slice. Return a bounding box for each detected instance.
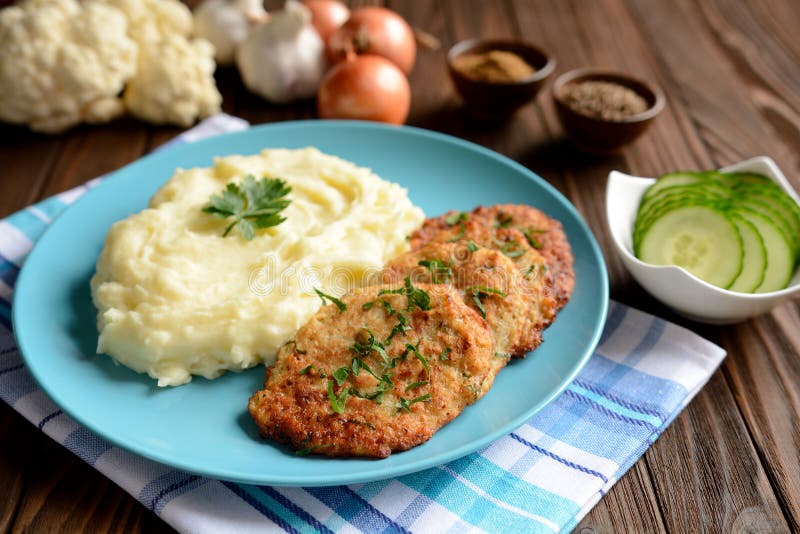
[633,197,727,255]
[736,209,795,292]
[637,205,743,288]
[727,172,772,187]
[728,215,767,293]
[731,197,797,253]
[637,188,726,231]
[642,172,708,201]
[733,186,800,248]
[638,183,727,218]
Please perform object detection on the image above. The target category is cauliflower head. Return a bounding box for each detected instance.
[0,0,137,133]
[95,0,192,44]
[124,35,222,127]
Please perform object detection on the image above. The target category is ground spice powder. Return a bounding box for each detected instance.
[452,50,536,83]
[558,80,648,120]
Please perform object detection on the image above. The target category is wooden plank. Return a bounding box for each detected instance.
[36,119,149,199]
[9,419,172,534]
[576,460,667,533]
[0,125,64,218]
[699,0,800,116]
[625,0,799,185]
[645,371,790,532]
[720,313,800,530]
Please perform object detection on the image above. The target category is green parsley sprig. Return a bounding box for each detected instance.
[314,288,347,312]
[202,175,291,240]
[464,286,508,318]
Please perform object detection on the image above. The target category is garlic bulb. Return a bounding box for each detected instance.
[235,0,326,103]
[194,0,267,65]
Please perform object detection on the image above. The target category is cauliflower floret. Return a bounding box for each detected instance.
[124,35,222,127]
[0,0,137,133]
[95,0,193,44]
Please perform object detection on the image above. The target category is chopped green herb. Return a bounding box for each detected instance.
[386,312,410,344]
[299,364,314,375]
[522,228,543,249]
[405,380,429,391]
[418,258,453,283]
[381,298,398,316]
[314,288,347,312]
[404,277,431,311]
[495,212,513,228]
[332,366,351,386]
[396,393,432,412]
[327,379,349,414]
[202,175,291,240]
[403,343,430,376]
[466,240,479,252]
[319,370,326,378]
[445,212,469,225]
[362,301,375,310]
[350,329,388,361]
[465,286,508,318]
[440,347,451,361]
[447,223,466,242]
[494,352,511,359]
[492,236,526,258]
[295,444,333,456]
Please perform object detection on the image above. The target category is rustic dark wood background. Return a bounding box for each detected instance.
[1,0,798,532]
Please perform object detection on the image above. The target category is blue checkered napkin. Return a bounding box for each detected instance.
[0,115,726,534]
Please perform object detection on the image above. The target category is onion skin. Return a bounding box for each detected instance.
[317,55,411,125]
[303,0,350,43]
[327,7,416,74]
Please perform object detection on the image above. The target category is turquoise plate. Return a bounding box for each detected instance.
[13,121,608,486]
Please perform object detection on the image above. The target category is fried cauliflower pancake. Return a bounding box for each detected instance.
[382,242,535,357]
[409,217,556,354]
[473,205,574,309]
[248,282,496,458]
[409,205,574,311]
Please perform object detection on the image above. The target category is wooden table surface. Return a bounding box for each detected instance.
[1,0,799,532]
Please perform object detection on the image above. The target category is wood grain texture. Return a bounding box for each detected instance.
[0,0,798,532]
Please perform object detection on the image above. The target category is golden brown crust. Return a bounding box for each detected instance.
[382,242,535,358]
[409,206,574,312]
[248,283,496,458]
[408,215,557,356]
[472,205,575,310]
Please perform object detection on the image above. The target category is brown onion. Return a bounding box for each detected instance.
[317,55,411,124]
[302,0,350,43]
[327,7,416,74]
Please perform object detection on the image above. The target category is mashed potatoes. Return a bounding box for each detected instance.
[91,148,424,386]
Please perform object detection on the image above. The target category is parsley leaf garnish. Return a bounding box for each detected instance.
[465,286,508,318]
[396,394,431,412]
[299,365,314,375]
[495,212,513,228]
[522,228,544,249]
[202,175,291,240]
[418,258,453,283]
[314,288,347,312]
[491,236,526,258]
[466,240,479,252]
[440,347,451,361]
[327,378,349,414]
[445,212,469,225]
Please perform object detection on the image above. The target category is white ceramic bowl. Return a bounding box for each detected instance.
[606,156,800,324]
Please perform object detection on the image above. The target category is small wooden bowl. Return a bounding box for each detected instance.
[553,68,665,154]
[447,39,555,120]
